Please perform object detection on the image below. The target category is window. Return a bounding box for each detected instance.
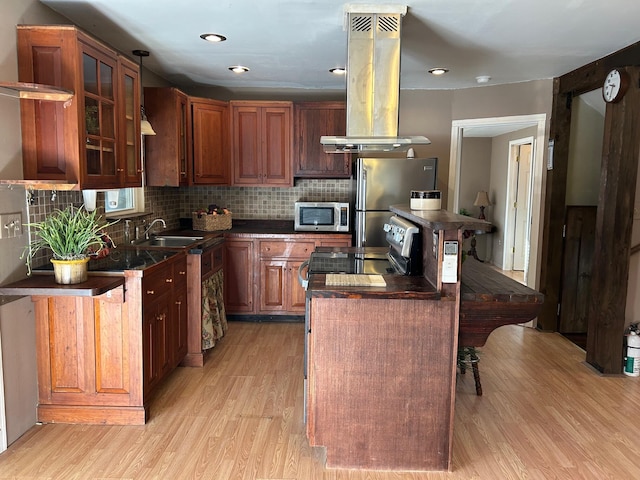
[104,187,145,215]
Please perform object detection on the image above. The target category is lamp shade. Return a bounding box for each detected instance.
[473,190,491,207]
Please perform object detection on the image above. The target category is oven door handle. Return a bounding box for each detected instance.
[298,260,310,290]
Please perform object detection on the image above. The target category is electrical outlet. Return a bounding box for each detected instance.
[0,212,23,239]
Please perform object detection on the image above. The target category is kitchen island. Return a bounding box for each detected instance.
[305,206,543,471]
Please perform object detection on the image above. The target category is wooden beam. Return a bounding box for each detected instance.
[586,66,640,373]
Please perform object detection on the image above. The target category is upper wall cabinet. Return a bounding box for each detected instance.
[294,102,351,178]
[191,97,230,185]
[144,87,191,186]
[17,25,141,189]
[230,101,293,187]
[144,89,229,187]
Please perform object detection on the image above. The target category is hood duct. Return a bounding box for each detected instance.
[321,5,430,153]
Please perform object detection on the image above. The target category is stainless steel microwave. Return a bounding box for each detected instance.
[294,202,350,232]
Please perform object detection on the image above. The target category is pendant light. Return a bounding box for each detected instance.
[132,49,156,136]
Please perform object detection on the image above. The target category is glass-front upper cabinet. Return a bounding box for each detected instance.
[16,25,142,189]
[119,56,142,186]
[82,47,118,186]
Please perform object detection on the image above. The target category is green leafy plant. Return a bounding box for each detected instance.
[23,205,115,274]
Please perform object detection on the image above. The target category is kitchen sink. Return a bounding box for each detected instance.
[133,236,204,248]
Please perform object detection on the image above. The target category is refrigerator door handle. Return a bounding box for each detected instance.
[356,211,366,247]
[356,163,367,211]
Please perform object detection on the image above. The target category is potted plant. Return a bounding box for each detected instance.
[23,204,115,284]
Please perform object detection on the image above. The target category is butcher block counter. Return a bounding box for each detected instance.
[305,207,543,472]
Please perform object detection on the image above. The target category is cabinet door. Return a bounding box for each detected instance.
[118,57,142,186]
[192,98,229,185]
[81,42,119,189]
[294,102,351,178]
[231,104,261,185]
[145,88,190,186]
[262,106,292,186]
[174,287,188,366]
[287,260,307,312]
[142,305,158,395]
[259,260,286,312]
[223,239,255,313]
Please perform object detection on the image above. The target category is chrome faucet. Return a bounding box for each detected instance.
[142,218,167,239]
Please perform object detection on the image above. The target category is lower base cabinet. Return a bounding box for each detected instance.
[224,234,351,316]
[34,285,147,426]
[32,253,190,426]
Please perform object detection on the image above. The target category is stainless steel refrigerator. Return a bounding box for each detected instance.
[355,157,438,247]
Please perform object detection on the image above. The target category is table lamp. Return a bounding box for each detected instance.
[473,191,491,220]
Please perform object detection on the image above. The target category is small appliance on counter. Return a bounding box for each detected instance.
[294,201,349,232]
[410,190,441,210]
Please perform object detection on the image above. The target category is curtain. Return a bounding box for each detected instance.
[201,269,228,350]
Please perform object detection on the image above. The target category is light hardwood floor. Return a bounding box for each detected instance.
[1,321,639,479]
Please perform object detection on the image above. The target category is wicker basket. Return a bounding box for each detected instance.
[192,212,232,231]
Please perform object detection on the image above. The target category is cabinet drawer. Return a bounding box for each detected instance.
[259,241,315,259]
[143,267,173,302]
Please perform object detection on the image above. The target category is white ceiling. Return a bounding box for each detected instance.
[40,0,640,98]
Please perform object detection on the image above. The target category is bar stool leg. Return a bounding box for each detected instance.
[457,347,482,396]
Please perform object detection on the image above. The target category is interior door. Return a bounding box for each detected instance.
[559,206,597,335]
[512,143,532,270]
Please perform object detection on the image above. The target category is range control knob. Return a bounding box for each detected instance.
[383,223,392,232]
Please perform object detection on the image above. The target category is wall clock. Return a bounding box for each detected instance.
[602,68,630,103]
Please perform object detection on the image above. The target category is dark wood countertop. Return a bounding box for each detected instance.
[390,205,492,232]
[0,275,125,297]
[459,258,544,346]
[308,273,441,300]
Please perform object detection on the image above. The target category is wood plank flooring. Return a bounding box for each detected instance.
[1,321,640,479]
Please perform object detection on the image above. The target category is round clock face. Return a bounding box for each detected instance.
[603,69,627,103]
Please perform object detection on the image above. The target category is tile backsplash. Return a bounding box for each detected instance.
[179,179,352,219]
[25,179,352,266]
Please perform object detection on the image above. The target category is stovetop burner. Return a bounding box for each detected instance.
[308,251,397,275]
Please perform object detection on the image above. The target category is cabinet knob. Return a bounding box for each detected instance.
[179,270,186,275]
[176,301,182,306]
[166,278,173,283]
[117,168,124,172]
[147,290,155,295]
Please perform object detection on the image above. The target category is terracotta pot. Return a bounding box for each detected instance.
[51,257,89,284]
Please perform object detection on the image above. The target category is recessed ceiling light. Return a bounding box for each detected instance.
[200,33,226,43]
[228,65,249,73]
[428,67,449,76]
[330,67,346,75]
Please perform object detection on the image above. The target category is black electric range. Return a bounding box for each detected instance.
[308,216,423,277]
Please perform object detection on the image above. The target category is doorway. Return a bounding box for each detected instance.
[449,114,547,288]
[504,137,534,281]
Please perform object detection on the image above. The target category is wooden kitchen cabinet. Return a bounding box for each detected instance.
[192,97,230,185]
[294,102,351,178]
[230,101,293,186]
[144,87,191,186]
[28,281,147,425]
[223,233,351,316]
[223,238,255,313]
[258,240,315,313]
[144,91,229,186]
[17,25,141,189]
[141,254,188,396]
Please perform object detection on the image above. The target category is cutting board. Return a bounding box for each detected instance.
[325,274,387,287]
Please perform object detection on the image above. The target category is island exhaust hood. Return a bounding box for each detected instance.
[321,5,430,153]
